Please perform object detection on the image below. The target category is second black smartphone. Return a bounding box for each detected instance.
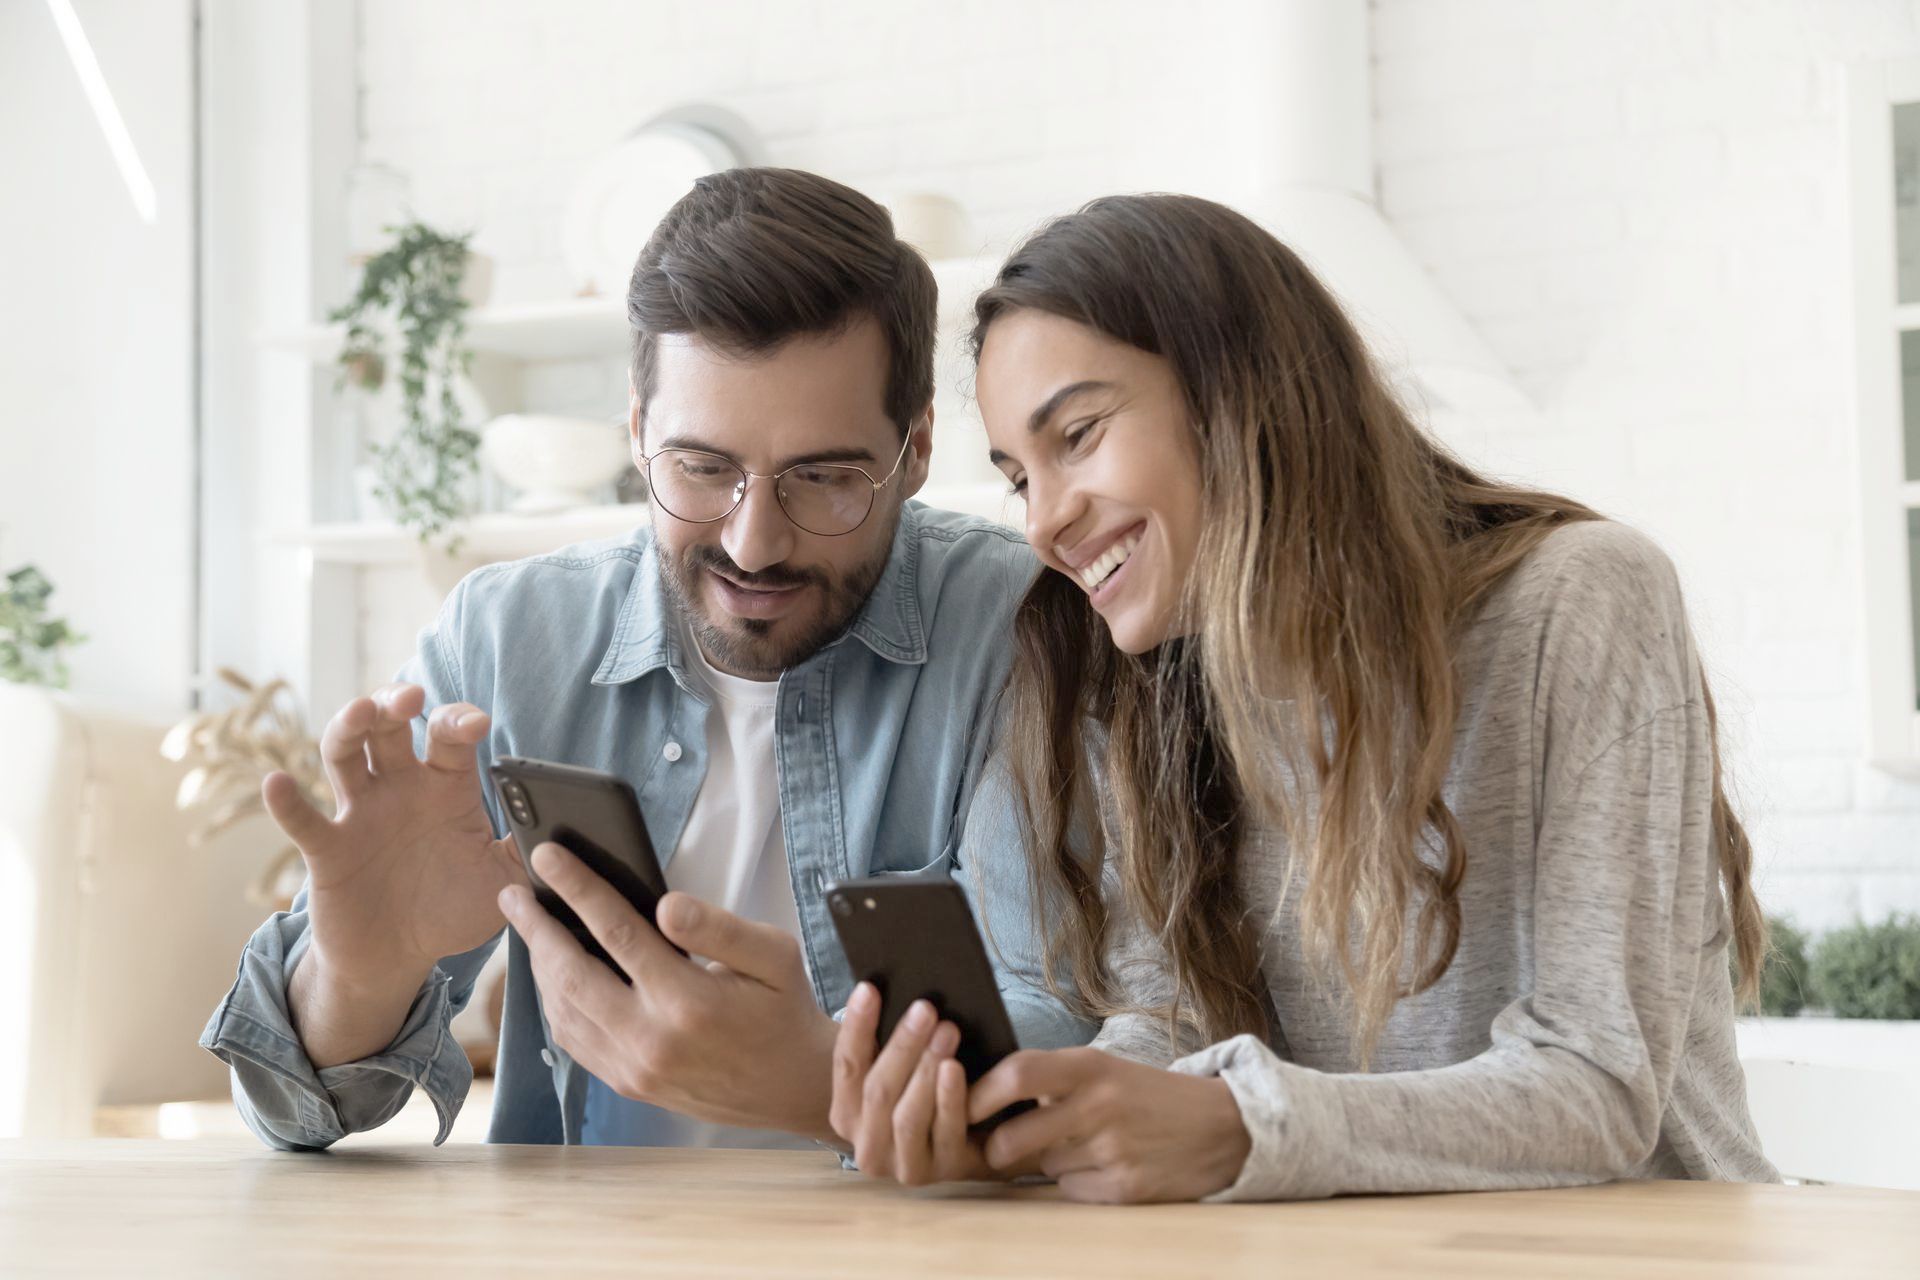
[825,876,1033,1130]
[488,755,674,981]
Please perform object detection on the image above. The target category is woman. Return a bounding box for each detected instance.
[828,194,1778,1203]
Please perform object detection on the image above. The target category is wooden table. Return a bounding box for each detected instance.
[2,1139,1916,1278]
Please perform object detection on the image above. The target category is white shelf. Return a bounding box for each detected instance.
[269,504,648,565]
[265,255,1002,366]
[269,484,1018,568]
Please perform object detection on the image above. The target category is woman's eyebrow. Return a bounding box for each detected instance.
[1025,380,1117,435]
[989,380,1119,466]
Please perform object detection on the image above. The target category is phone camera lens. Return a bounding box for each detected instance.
[830,894,851,917]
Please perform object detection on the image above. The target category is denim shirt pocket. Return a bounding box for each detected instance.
[856,843,953,880]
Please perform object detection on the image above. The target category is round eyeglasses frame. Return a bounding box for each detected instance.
[637,431,914,537]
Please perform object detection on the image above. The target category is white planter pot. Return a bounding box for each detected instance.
[480,414,632,514]
[1736,1016,1920,1190]
[1736,1015,1920,1071]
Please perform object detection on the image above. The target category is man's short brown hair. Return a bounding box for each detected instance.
[627,167,937,436]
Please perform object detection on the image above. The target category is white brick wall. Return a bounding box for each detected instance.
[348,0,1920,929]
[1373,0,1920,928]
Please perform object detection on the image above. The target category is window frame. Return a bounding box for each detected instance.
[1849,59,1920,777]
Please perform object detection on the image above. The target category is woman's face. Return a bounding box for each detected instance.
[977,308,1204,654]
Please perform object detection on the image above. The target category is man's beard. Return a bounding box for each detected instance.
[658,528,895,680]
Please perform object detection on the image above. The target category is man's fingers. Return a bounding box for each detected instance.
[499,882,631,1031]
[422,702,488,773]
[318,696,378,802]
[532,843,684,992]
[488,835,531,892]
[364,683,425,777]
[262,770,332,852]
[656,893,798,988]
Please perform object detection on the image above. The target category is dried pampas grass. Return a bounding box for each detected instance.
[162,667,333,908]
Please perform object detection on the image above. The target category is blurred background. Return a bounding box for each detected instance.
[1,0,1916,1185]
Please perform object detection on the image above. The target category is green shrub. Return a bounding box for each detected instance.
[1809,914,1920,1020]
[1756,916,1812,1017]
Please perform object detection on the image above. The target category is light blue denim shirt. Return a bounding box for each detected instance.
[199,501,1096,1150]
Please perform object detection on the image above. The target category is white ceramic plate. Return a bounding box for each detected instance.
[561,122,741,298]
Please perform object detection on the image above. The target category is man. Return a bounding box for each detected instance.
[200,168,1093,1150]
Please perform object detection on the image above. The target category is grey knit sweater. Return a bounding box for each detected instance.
[1090,521,1780,1201]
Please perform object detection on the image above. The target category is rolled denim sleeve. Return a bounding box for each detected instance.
[197,900,485,1150]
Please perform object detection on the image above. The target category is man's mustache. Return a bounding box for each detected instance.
[682,545,823,591]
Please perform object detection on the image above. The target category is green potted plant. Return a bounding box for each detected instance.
[1737,913,1920,1078]
[1810,914,1920,1021]
[0,564,85,687]
[330,220,484,543]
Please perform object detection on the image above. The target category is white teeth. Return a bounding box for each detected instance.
[1077,532,1141,592]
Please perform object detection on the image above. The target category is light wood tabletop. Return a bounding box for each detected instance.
[2,1139,1916,1278]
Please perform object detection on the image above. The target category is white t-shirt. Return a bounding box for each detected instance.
[580,626,811,1150]
[664,639,802,941]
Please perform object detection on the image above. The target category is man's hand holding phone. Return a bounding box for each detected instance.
[497,844,842,1142]
[269,683,527,1069]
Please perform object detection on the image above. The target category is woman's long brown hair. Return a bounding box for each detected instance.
[973,194,1765,1062]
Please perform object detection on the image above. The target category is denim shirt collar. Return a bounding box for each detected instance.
[590,502,929,687]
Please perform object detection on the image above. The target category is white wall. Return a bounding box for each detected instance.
[338,0,1919,927]
[0,0,196,720]
[1372,0,1920,927]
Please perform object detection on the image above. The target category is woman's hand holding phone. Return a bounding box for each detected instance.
[833,990,1255,1201]
[965,1048,1253,1203]
[829,982,1018,1185]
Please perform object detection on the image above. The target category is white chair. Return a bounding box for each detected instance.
[1737,1017,1920,1190]
[0,683,266,1137]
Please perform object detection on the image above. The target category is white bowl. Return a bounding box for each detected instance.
[480,415,633,513]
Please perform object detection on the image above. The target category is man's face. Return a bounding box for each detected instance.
[632,316,930,680]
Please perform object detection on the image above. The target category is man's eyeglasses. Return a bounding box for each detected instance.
[638,433,913,537]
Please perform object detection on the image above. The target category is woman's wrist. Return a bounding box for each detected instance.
[1196,1077,1253,1196]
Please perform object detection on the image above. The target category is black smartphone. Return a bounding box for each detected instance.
[488,755,674,981]
[825,875,1033,1130]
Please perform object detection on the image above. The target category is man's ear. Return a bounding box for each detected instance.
[901,406,934,500]
[627,385,645,465]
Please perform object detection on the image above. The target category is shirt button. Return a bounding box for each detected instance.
[540,1048,555,1068]
[662,741,683,762]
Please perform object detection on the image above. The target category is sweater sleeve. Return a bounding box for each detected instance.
[1171,700,1718,1201]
